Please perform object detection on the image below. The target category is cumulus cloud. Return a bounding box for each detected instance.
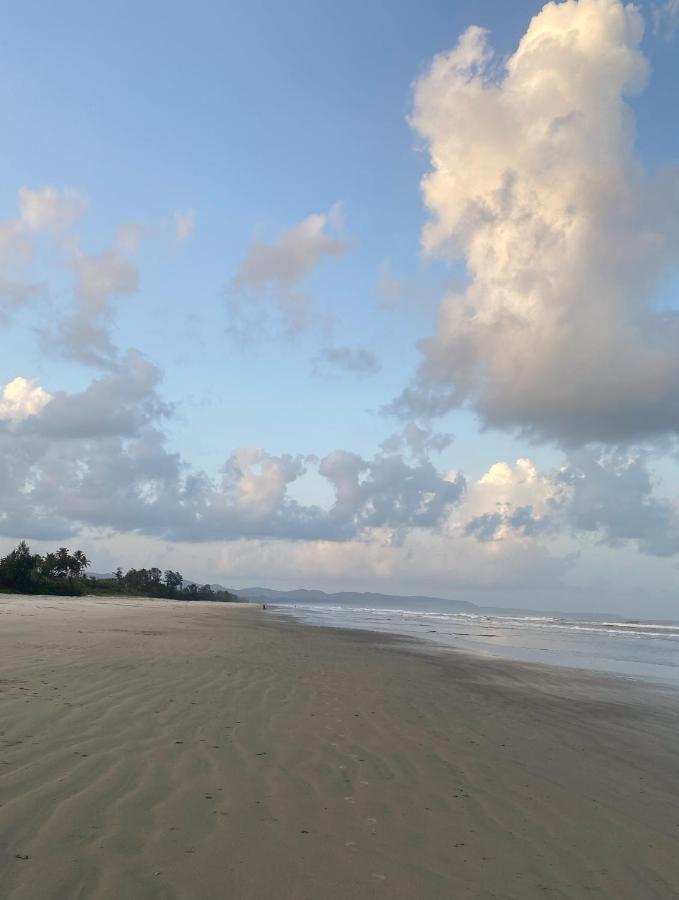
[320,449,465,539]
[0,377,53,424]
[401,0,679,444]
[556,449,679,556]
[0,369,465,544]
[456,451,679,558]
[24,351,169,440]
[228,206,346,337]
[461,458,563,542]
[2,366,678,577]
[313,345,380,377]
[174,208,196,243]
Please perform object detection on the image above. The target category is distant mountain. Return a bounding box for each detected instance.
[237,586,621,621]
[237,587,478,613]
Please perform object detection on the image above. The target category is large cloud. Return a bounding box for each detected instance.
[556,449,679,556]
[0,368,465,543]
[23,352,169,439]
[456,450,679,558]
[400,0,679,444]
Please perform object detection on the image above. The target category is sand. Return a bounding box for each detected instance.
[1,595,678,899]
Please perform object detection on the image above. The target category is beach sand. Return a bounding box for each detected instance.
[1,596,678,899]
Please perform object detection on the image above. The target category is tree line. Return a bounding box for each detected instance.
[0,541,239,602]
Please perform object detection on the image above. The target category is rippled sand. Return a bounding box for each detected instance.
[1,595,678,899]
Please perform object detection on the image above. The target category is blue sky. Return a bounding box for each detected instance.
[2,0,679,615]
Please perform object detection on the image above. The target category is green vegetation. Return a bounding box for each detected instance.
[0,541,239,602]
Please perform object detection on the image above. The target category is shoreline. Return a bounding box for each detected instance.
[2,595,679,898]
[270,602,679,692]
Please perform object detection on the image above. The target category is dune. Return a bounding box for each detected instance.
[1,595,678,899]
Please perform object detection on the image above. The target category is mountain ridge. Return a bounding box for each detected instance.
[236,586,620,620]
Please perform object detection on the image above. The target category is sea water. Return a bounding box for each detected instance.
[272,603,679,688]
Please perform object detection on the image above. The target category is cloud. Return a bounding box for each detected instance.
[319,449,466,538]
[0,188,142,368]
[0,369,465,544]
[2,369,678,580]
[0,378,53,424]
[18,186,87,233]
[380,422,454,459]
[460,458,563,542]
[312,345,380,377]
[53,225,141,367]
[0,202,42,321]
[228,206,347,337]
[174,209,196,243]
[0,187,87,321]
[23,351,170,440]
[556,449,679,556]
[456,451,679,558]
[208,526,574,600]
[401,0,679,444]
[652,0,679,37]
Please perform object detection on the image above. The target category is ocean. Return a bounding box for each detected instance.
[271,603,679,689]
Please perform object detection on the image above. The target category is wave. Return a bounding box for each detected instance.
[272,602,679,688]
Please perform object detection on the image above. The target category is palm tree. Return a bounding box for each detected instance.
[55,547,71,580]
[72,550,90,578]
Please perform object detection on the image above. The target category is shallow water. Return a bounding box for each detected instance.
[273,603,679,688]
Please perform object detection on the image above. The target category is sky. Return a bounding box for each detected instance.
[2,0,679,616]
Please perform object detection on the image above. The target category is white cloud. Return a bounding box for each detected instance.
[401,0,679,444]
[460,458,564,542]
[229,206,347,336]
[0,377,52,423]
[222,448,308,519]
[174,208,196,243]
[0,374,465,544]
[18,186,87,233]
[455,450,679,557]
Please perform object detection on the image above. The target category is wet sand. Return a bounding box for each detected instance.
[1,595,678,899]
